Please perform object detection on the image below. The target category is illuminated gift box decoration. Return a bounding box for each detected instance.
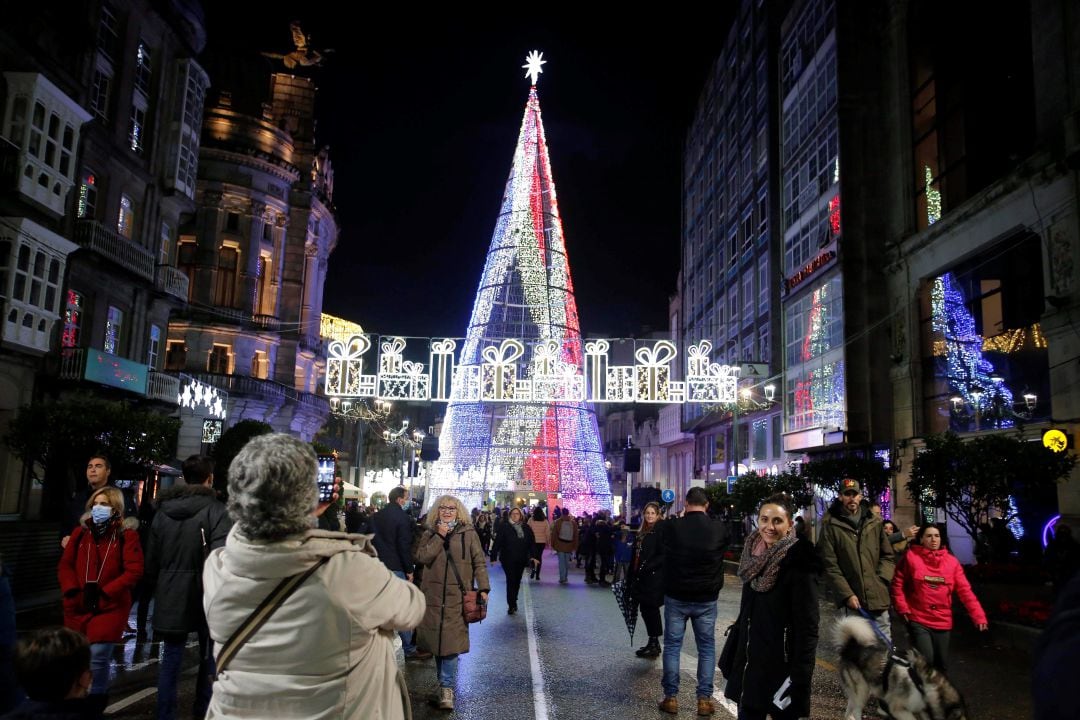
[584,339,610,401]
[429,339,457,401]
[635,341,681,403]
[326,334,376,397]
[481,339,524,400]
[686,340,738,403]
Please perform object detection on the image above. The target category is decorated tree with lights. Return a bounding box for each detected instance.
[431,53,612,513]
[931,272,1013,428]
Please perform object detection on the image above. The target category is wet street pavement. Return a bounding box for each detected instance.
[99,551,1033,719]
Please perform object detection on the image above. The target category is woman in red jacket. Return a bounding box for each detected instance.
[57,486,143,709]
[891,524,987,672]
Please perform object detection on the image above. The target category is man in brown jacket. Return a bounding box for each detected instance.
[551,509,580,585]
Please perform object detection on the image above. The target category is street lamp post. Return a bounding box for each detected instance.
[329,397,393,502]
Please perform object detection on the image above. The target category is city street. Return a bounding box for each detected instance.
[96,549,1033,719]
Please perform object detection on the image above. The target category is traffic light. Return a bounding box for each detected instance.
[420,435,441,461]
[624,448,641,473]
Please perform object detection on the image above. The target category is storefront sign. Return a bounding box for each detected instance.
[785,244,837,293]
[1043,428,1068,453]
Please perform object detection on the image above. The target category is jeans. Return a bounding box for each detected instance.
[661,597,717,699]
[843,606,892,643]
[435,654,459,688]
[392,571,417,654]
[158,629,214,720]
[557,552,571,582]
[907,621,950,671]
[89,642,114,694]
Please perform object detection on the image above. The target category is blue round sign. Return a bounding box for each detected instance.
[661,489,675,503]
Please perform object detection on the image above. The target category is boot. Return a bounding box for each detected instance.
[438,686,454,711]
[636,637,661,658]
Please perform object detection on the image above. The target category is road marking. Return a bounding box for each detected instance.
[679,652,738,718]
[522,581,550,720]
[105,686,156,714]
[105,666,196,715]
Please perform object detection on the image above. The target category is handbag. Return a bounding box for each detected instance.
[447,533,486,623]
[718,618,741,678]
[215,555,331,677]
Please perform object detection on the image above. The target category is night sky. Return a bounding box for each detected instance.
[203,8,737,339]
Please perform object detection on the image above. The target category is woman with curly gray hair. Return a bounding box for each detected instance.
[415,495,489,712]
[203,433,425,719]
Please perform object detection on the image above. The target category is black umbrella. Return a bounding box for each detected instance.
[611,578,638,645]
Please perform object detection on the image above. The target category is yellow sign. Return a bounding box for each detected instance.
[1043,429,1068,453]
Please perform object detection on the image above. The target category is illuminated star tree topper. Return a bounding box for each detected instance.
[522,50,546,85]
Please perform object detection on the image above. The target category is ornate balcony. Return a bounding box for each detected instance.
[146,370,181,403]
[154,265,189,302]
[74,220,155,281]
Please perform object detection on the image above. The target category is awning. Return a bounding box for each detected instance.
[341,481,363,499]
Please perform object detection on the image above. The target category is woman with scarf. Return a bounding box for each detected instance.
[490,506,536,615]
[416,495,489,712]
[722,494,819,720]
[629,502,665,658]
[57,487,143,715]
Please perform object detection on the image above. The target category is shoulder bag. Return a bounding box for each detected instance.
[447,533,486,623]
[215,555,331,677]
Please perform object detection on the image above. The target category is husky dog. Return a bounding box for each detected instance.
[834,617,968,720]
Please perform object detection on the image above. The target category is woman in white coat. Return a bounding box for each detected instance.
[203,434,426,719]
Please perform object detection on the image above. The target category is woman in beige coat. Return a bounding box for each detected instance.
[415,495,490,712]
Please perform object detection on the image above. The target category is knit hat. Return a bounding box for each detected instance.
[840,478,861,493]
[227,433,318,541]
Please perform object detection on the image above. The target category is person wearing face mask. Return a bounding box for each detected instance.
[722,494,820,720]
[415,495,489,712]
[490,506,537,615]
[891,524,987,672]
[57,487,144,716]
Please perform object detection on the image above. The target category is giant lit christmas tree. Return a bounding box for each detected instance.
[430,53,612,513]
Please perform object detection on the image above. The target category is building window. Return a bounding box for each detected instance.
[208,344,231,374]
[758,256,769,315]
[251,349,268,379]
[11,245,29,303]
[134,42,152,97]
[96,2,120,63]
[27,102,45,159]
[165,340,186,370]
[159,222,171,265]
[117,194,134,239]
[89,67,112,122]
[771,414,782,458]
[104,305,123,354]
[77,170,97,219]
[128,103,146,154]
[61,289,83,348]
[214,245,239,307]
[741,273,753,327]
[147,325,160,368]
[758,326,769,364]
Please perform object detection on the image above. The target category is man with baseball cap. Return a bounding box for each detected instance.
[819,477,896,640]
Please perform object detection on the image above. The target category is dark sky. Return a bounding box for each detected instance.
[203,8,736,339]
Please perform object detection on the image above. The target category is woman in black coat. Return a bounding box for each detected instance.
[629,502,665,658]
[490,507,537,614]
[722,494,819,720]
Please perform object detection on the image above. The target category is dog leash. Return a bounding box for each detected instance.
[857,607,893,647]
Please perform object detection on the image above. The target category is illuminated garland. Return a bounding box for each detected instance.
[433,78,611,514]
[925,166,941,225]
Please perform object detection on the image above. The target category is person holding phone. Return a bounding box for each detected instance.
[490,506,537,615]
[415,496,489,711]
[57,487,144,715]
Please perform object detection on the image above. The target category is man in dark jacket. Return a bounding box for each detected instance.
[657,487,728,716]
[371,487,430,660]
[144,455,231,720]
[819,477,896,641]
[62,455,137,548]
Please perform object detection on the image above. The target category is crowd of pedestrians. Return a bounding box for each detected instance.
[6,445,1077,719]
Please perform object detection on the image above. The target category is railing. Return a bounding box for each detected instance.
[58,348,86,380]
[154,265,189,302]
[74,220,155,281]
[296,390,330,414]
[146,370,181,403]
[175,307,280,331]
